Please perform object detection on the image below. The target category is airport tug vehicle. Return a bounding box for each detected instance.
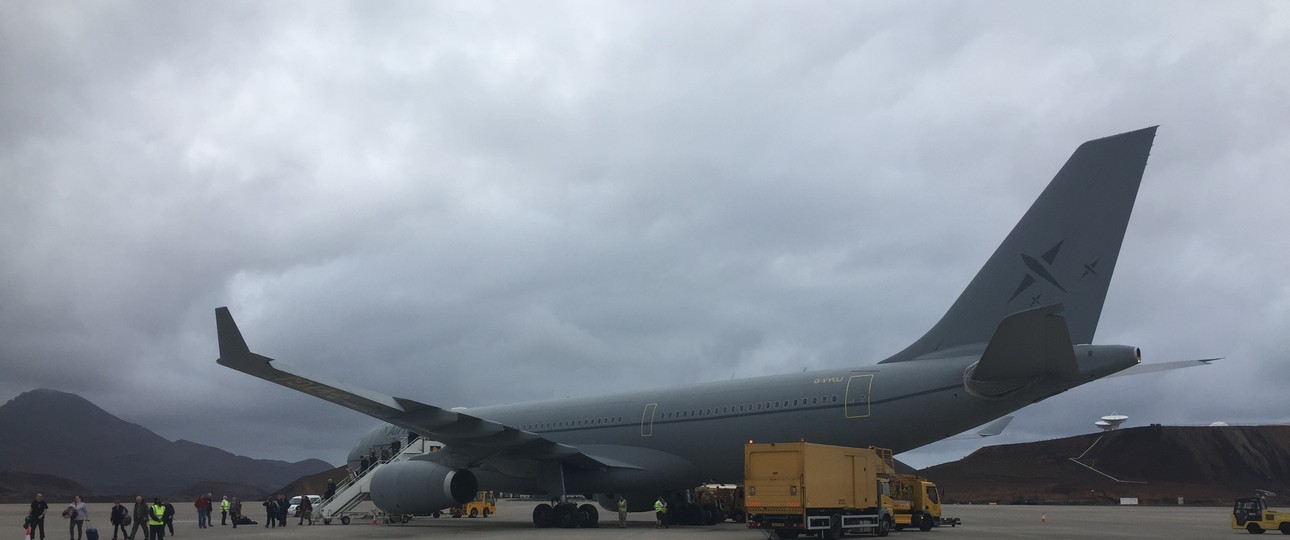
[449,491,496,518]
[1232,491,1290,534]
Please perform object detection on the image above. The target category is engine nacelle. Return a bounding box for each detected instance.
[369,459,477,515]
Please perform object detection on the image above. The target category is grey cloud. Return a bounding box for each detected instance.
[2,1,1287,467]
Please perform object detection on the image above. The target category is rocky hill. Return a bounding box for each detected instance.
[272,465,349,498]
[0,471,89,503]
[0,389,333,502]
[923,425,1290,505]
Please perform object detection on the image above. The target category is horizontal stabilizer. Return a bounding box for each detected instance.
[964,304,1077,399]
[1106,357,1220,378]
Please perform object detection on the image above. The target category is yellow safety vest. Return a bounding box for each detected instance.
[149,504,165,526]
[618,499,627,512]
[654,500,667,513]
[221,500,229,512]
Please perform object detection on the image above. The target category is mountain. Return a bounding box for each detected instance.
[0,389,333,500]
[923,425,1290,505]
[273,465,348,498]
[0,471,88,503]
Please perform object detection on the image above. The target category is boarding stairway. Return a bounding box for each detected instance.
[312,438,441,524]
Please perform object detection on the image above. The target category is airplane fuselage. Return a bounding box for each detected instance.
[452,343,1137,494]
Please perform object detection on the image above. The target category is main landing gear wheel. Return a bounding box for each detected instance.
[532,503,554,528]
[577,504,600,528]
[555,504,579,528]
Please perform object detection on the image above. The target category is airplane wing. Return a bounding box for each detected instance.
[945,415,1014,440]
[1104,357,1220,378]
[215,307,603,470]
[973,415,1014,437]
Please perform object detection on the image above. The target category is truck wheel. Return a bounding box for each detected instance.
[919,513,933,532]
[1247,522,1264,534]
[1279,522,1289,534]
[877,516,892,537]
[822,514,842,540]
[340,516,350,525]
[482,509,490,518]
[470,508,478,518]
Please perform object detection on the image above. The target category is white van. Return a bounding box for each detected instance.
[288,495,322,515]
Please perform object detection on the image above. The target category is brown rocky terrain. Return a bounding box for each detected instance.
[923,425,1290,505]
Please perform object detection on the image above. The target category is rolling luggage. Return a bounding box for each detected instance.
[86,527,99,540]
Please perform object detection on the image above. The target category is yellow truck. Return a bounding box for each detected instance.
[693,483,746,523]
[745,441,894,538]
[1232,494,1290,534]
[888,473,959,531]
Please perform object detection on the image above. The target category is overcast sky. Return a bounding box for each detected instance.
[2,1,1287,470]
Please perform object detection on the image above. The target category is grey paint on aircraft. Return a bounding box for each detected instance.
[218,127,1160,513]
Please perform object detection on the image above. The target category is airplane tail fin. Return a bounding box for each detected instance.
[881,127,1157,363]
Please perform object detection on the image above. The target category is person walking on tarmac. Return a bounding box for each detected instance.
[617,496,628,528]
[162,499,175,536]
[219,496,229,526]
[130,495,149,540]
[296,494,313,525]
[65,495,88,540]
[29,493,48,540]
[109,500,129,540]
[654,496,668,528]
[148,498,167,540]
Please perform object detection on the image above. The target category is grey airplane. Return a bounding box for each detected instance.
[216,126,1203,528]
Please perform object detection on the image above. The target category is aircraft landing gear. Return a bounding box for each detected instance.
[531,501,600,528]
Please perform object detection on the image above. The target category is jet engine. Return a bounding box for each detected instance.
[369,459,477,515]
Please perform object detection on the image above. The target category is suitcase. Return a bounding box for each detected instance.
[86,528,99,540]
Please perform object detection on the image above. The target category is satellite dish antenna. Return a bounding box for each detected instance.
[1096,413,1128,431]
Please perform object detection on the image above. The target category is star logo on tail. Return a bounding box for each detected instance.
[1008,240,1066,303]
[1080,257,1102,280]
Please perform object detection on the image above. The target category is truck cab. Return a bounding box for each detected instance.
[887,475,957,531]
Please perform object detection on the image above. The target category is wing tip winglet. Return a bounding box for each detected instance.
[215,307,252,359]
